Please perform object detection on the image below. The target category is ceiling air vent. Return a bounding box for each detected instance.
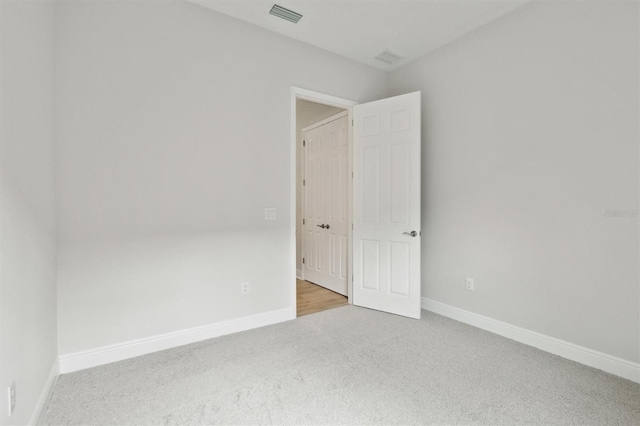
[269,4,303,23]
[374,50,403,65]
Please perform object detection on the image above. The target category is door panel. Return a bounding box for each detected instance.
[390,141,410,224]
[361,240,380,291]
[353,92,421,319]
[362,146,380,224]
[389,242,410,296]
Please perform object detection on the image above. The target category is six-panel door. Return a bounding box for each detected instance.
[303,113,349,296]
[353,92,421,319]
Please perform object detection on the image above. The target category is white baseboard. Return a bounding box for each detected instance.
[29,359,59,425]
[422,298,640,384]
[59,307,295,374]
[296,269,303,280]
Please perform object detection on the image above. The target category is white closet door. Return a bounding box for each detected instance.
[303,124,326,287]
[352,92,421,319]
[303,112,348,296]
[324,115,349,295]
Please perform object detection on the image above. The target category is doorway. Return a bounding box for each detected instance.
[293,90,356,317]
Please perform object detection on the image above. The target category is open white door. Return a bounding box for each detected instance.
[352,92,421,319]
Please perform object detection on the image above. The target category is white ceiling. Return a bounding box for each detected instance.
[188,0,531,71]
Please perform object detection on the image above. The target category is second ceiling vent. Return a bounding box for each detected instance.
[374,50,403,65]
[269,4,303,24]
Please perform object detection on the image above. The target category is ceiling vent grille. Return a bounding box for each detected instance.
[374,50,403,65]
[269,4,303,23]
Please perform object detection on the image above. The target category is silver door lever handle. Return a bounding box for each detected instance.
[403,231,418,237]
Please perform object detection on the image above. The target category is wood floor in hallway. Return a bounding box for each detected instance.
[296,279,348,317]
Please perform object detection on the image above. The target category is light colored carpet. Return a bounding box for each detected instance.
[41,306,640,425]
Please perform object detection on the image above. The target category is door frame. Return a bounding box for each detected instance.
[300,110,349,292]
[290,87,358,313]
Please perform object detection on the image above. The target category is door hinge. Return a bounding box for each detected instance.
[352,172,354,178]
[352,223,354,230]
[303,179,305,186]
[303,258,305,264]
[303,218,305,225]
[352,119,354,126]
[303,140,306,147]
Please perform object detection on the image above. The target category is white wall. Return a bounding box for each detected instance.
[391,0,639,363]
[56,0,389,355]
[295,100,345,275]
[0,0,58,424]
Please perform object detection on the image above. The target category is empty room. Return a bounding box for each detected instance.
[1,0,639,424]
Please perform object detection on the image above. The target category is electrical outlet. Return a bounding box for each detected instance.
[466,277,474,291]
[7,382,15,417]
[241,282,250,294]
